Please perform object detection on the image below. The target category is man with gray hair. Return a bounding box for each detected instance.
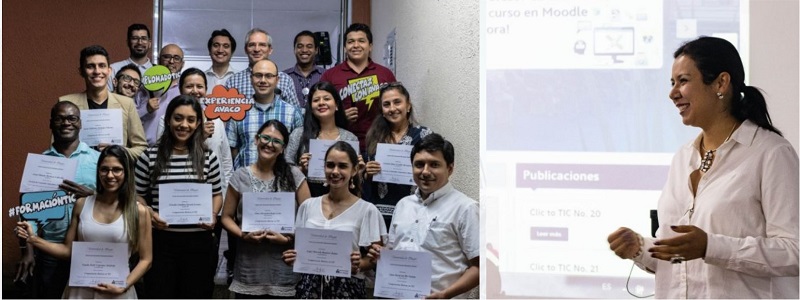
[225,28,300,109]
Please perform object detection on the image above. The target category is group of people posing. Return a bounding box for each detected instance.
[14,22,478,299]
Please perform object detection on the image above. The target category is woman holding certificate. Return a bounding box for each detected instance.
[607,37,799,298]
[363,82,432,226]
[134,95,223,298]
[15,145,153,298]
[282,141,386,298]
[221,120,311,298]
[285,81,359,197]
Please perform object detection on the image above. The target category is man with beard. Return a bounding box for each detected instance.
[109,23,153,90]
[16,102,100,298]
[284,30,325,108]
[112,64,142,98]
[60,45,148,159]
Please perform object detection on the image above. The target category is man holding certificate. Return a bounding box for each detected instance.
[16,102,101,298]
[368,134,479,299]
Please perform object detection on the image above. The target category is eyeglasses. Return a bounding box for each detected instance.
[130,36,150,43]
[256,134,285,146]
[99,167,125,176]
[251,72,278,81]
[160,54,183,62]
[52,115,80,125]
[118,74,141,86]
[379,81,405,93]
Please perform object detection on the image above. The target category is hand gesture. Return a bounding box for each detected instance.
[150,209,169,230]
[282,249,297,266]
[607,227,642,259]
[299,153,311,174]
[203,121,214,138]
[367,243,383,263]
[242,230,267,244]
[264,230,290,244]
[60,179,94,199]
[147,97,159,114]
[365,161,381,176]
[92,282,126,295]
[351,251,362,275]
[649,225,708,262]
[345,107,358,124]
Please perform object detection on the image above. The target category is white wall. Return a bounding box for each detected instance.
[371,0,480,200]
[750,0,799,151]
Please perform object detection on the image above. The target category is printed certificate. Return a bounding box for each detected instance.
[374,249,433,299]
[158,183,213,225]
[69,242,129,288]
[79,109,124,146]
[307,139,360,179]
[294,227,353,278]
[372,143,415,185]
[241,192,295,233]
[19,154,78,193]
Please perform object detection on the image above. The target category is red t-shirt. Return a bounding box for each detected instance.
[320,60,397,152]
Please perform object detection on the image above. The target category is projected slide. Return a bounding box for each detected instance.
[481,0,748,298]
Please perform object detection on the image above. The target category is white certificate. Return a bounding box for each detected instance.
[241,192,295,233]
[19,153,78,193]
[372,143,416,185]
[79,109,124,146]
[374,249,433,299]
[307,139,360,179]
[158,183,213,225]
[294,227,353,278]
[69,242,129,288]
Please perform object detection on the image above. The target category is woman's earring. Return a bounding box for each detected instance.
[716,92,723,100]
[323,181,329,187]
[349,177,355,189]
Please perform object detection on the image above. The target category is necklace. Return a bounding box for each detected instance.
[324,195,352,219]
[699,122,738,173]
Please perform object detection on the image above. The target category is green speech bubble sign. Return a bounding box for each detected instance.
[142,65,174,93]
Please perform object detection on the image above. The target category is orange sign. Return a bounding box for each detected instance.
[201,85,254,121]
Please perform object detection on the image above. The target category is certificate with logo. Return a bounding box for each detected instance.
[241,192,295,233]
[79,109,124,146]
[372,143,415,185]
[294,227,353,278]
[374,249,433,299]
[20,153,78,193]
[308,139,360,180]
[158,183,213,225]
[69,242,129,288]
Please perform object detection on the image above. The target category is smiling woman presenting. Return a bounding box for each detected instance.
[607,36,799,298]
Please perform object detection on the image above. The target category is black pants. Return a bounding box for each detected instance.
[33,250,70,299]
[144,229,215,298]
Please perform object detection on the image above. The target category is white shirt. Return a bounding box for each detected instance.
[634,120,799,298]
[390,182,480,298]
[295,196,387,279]
[205,65,237,94]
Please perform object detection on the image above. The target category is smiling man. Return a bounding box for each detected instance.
[16,101,100,298]
[60,45,148,159]
[320,23,396,153]
[138,44,184,145]
[284,30,325,108]
[109,24,153,89]
[205,29,237,93]
[113,64,142,98]
[226,59,303,169]
[369,133,479,299]
[225,28,300,109]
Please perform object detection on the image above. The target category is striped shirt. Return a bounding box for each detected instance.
[225,97,303,169]
[225,67,301,109]
[134,147,222,231]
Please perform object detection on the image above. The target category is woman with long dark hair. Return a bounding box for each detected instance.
[608,36,798,298]
[16,145,152,298]
[363,82,432,226]
[282,141,386,298]
[135,95,223,298]
[285,81,359,196]
[221,119,311,298]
